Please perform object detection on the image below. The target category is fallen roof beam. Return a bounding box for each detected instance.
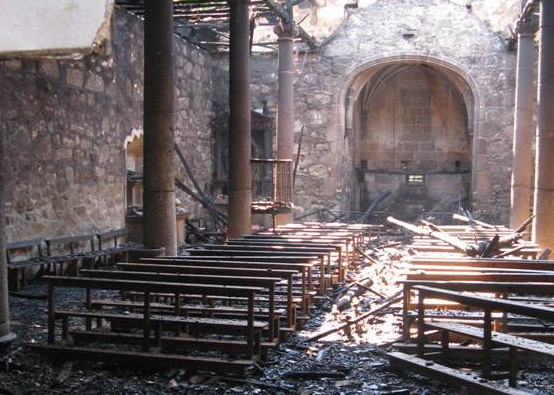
[262,0,318,50]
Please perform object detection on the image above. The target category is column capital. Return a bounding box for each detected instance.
[516,19,538,36]
[274,22,298,39]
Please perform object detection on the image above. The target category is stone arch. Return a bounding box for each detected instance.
[336,53,481,218]
[124,128,143,209]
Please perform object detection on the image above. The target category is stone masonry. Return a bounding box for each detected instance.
[247,0,516,223]
[0,7,214,242]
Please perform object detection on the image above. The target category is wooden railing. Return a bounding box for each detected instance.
[250,159,292,212]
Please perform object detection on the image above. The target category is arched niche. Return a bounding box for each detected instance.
[124,129,143,209]
[340,56,478,220]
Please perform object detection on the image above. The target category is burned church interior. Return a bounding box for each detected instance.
[2,0,554,393]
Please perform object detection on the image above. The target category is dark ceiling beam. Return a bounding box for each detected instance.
[175,16,229,23]
[262,0,317,50]
[175,22,230,28]
[174,10,230,17]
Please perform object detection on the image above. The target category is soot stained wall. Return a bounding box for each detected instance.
[0,7,214,242]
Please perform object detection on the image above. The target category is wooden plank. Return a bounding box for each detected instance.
[425,321,554,356]
[80,269,282,287]
[410,257,554,271]
[43,275,260,297]
[414,285,554,321]
[407,265,554,274]
[388,352,528,395]
[53,310,267,329]
[401,280,554,294]
[6,238,44,250]
[117,262,297,277]
[198,243,336,253]
[46,234,96,244]
[71,330,276,354]
[29,344,254,374]
[406,272,554,282]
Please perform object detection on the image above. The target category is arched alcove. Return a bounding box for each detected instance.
[341,56,478,221]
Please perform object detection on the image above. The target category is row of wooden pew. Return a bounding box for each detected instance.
[7,229,131,291]
[389,221,554,394]
[31,222,375,375]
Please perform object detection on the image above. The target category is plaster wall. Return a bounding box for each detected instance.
[0,0,113,58]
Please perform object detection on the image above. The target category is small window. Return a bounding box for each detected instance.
[455,161,461,172]
[400,161,408,171]
[406,174,425,186]
[360,160,368,169]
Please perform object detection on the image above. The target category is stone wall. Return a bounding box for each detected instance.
[0,7,214,242]
[355,65,472,219]
[249,0,516,223]
[283,0,521,43]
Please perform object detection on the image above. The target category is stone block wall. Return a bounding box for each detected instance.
[248,0,516,223]
[0,7,214,242]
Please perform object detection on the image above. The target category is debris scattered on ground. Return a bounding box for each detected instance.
[2,228,554,394]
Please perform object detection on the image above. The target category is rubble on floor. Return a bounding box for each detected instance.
[2,218,554,394]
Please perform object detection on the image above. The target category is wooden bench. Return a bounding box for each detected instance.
[96,229,133,266]
[411,285,554,387]
[79,269,282,341]
[400,279,554,339]
[6,238,49,291]
[226,239,346,280]
[116,262,297,329]
[388,352,528,395]
[141,257,315,314]
[425,321,554,387]
[45,234,99,275]
[409,257,554,271]
[185,249,329,293]
[405,271,554,282]
[41,275,265,368]
[408,244,541,259]
[241,233,356,263]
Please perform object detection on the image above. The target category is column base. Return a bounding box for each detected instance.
[0,332,17,353]
[128,246,166,262]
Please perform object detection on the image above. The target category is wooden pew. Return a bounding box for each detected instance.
[39,275,265,373]
[409,257,554,271]
[6,238,49,291]
[185,250,329,293]
[192,244,339,286]
[409,285,554,387]
[116,262,297,329]
[140,257,314,315]
[45,234,99,275]
[228,239,345,278]
[96,229,133,266]
[400,279,554,339]
[80,269,282,342]
[241,233,356,264]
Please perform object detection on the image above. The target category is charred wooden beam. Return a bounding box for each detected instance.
[262,0,318,50]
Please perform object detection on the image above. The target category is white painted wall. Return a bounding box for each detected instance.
[0,0,112,58]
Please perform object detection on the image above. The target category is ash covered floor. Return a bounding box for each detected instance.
[2,236,554,395]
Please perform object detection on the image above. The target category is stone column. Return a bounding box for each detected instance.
[228,0,252,238]
[274,13,296,226]
[0,118,16,350]
[142,0,177,254]
[532,0,554,248]
[510,21,536,229]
